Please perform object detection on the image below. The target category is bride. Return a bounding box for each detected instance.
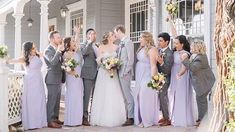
[90,31,126,127]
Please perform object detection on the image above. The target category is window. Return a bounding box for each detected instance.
[130,0,149,43]
[174,0,204,38]
[70,9,84,43]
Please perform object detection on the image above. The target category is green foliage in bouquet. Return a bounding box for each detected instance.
[0,45,8,58]
[66,58,79,69]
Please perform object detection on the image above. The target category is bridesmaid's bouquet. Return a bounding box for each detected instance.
[61,58,79,78]
[147,73,166,91]
[166,1,178,17]
[102,57,122,78]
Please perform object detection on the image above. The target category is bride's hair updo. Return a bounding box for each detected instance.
[102,32,111,45]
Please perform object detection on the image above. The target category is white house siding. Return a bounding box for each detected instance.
[90,0,125,42]
[100,0,125,38]
[86,0,96,30]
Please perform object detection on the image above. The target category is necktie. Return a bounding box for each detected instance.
[118,41,124,59]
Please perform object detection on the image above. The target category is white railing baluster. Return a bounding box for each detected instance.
[0,61,9,132]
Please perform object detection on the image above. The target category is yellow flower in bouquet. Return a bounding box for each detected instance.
[147,73,166,91]
[166,1,178,16]
[102,57,122,78]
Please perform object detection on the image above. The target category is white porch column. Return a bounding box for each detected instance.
[13,13,24,70]
[37,0,51,52]
[0,14,7,45]
[204,0,211,65]
[0,61,10,132]
[0,21,7,45]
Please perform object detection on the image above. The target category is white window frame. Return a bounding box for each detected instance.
[174,0,204,37]
[125,0,150,43]
[65,0,86,42]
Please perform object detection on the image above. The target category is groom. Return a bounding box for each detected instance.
[114,25,135,126]
[157,32,173,126]
[80,28,98,126]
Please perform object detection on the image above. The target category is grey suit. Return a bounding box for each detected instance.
[80,41,98,118]
[182,54,215,120]
[157,47,173,120]
[44,45,63,123]
[118,37,134,119]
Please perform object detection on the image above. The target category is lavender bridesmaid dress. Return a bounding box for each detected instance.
[22,56,47,130]
[168,50,195,127]
[134,48,159,127]
[64,52,84,126]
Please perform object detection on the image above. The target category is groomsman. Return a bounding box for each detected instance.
[114,25,135,126]
[157,32,174,126]
[44,31,64,128]
[80,28,98,126]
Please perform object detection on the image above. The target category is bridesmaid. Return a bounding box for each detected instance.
[134,32,159,128]
[7,42,47,130]
[63,26,84,126]
[168,35,195,127]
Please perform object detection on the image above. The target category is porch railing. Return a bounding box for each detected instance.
[0,67,24,132]
[8,71,24,125]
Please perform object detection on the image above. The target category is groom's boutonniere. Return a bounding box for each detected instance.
[162,52,166,57]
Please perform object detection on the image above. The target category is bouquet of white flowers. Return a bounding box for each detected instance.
[61,58,79,78]
[147,73,166,91]
[102,57,122,78]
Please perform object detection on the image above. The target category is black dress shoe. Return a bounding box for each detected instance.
[122,118,134,126]
[54,119,64,125]
[82,117,90,126]
[48,122,62,128]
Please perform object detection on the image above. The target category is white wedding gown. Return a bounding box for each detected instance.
[90,52,126,127]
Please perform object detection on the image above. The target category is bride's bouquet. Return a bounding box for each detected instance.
[102,57,122,78]
[61,58,79,78]
[166,1,178,17]
[147,73,166,91]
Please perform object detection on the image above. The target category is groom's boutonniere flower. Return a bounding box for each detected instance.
[162,52,166,57]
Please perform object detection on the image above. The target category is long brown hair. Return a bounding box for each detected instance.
[23,42,39,66]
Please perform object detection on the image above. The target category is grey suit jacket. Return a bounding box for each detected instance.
[157,47,174,90]
[44,45,63,84]
[80,41,98,80]
[182,54,215,96]
[118,37,134,77]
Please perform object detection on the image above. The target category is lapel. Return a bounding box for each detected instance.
[191,54,199,62]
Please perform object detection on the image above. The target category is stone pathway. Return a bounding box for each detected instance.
[28,125,197,132]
